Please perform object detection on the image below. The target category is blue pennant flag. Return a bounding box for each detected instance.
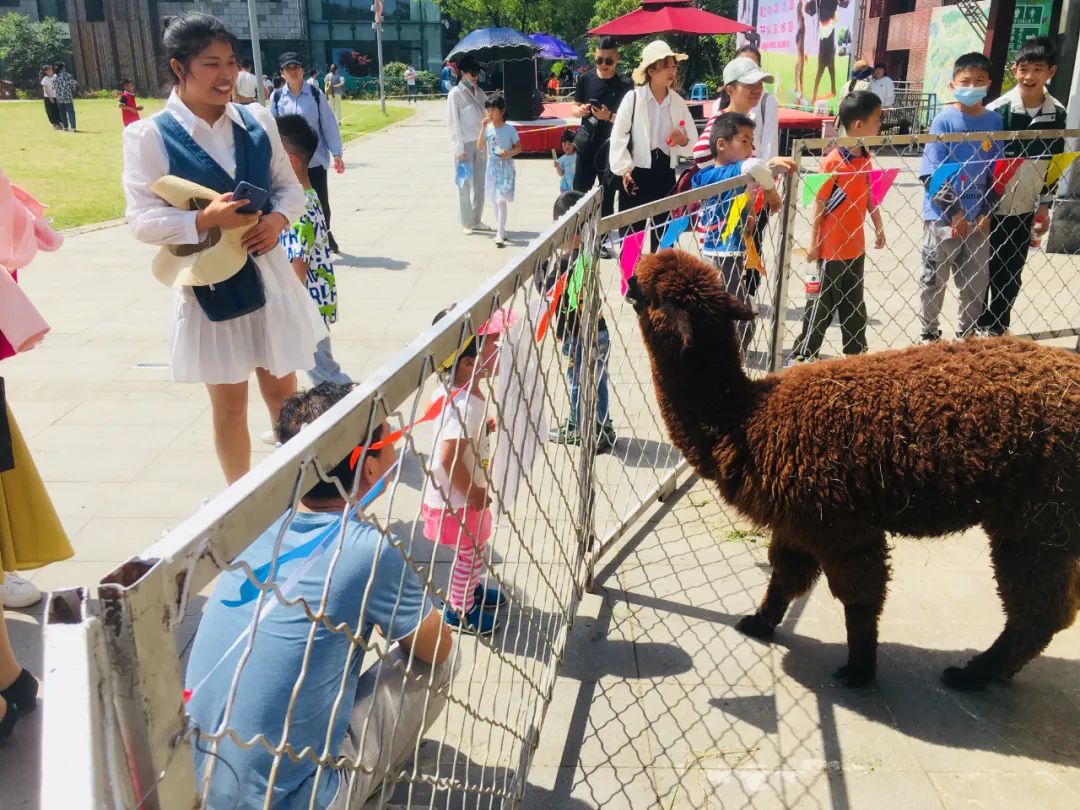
[659,215,691,249]
[927,162,963,196]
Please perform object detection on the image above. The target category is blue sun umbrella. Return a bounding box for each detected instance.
[446,27,540,64]
[528,33,580,61]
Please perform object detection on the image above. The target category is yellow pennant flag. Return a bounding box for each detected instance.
[721,192,748,242]
[1047,151,1080,187]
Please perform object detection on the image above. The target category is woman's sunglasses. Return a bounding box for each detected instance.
[595,57,616,66]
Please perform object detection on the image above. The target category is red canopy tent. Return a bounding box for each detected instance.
[589,0,751,39]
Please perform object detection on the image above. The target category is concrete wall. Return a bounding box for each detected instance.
[157,1,306,41]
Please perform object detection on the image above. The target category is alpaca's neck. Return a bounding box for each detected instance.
[649,346,754,481]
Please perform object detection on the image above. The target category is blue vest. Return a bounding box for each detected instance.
[153,104,272,212]
[153,105,271,321]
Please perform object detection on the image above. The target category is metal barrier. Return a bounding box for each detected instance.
[41,127,1080,809]
[775,129,1080,366]
[41,180,715,809]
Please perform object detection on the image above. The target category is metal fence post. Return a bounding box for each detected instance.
[576,198,604,592]
[769,141,805,373]
[99,560,196,810]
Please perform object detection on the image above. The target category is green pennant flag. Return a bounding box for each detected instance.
[800,173,833,207]
[567,253,592,312]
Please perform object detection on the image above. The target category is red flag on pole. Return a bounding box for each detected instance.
[373,0,383,23]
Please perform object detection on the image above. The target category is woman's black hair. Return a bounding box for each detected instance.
[161,13,239,87]
[736,44,762,64]
[458,55,480,75]
[485,93,506,111]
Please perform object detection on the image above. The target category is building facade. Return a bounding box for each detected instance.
[48,0,451,92]
[860,0,945,83]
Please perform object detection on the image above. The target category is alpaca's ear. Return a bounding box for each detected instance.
[720,293,755,322]
[659,302,694,350]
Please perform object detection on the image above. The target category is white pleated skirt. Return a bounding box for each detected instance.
[168,245,328,385]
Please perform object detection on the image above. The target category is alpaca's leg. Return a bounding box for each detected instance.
[736,540,821,640]
[819,537,890,688]
[943,536,1080,690]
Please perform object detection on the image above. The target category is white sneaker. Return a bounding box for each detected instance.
[0,573,42,609]
[473,222,494,232]
[462,226,474,235]
[494,235,506,248]
[261,429,279,447]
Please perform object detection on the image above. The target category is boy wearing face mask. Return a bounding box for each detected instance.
[916,52,1003,343]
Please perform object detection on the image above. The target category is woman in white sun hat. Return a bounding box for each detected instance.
[608,40,698,250]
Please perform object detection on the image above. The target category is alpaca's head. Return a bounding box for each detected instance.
[627,249,754,356]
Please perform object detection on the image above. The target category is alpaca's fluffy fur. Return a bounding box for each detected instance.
[630,249,1080,689]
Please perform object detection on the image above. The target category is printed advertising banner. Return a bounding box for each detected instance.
[739,0,856,112]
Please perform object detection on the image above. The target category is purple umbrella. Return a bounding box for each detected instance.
[528,34,580,61]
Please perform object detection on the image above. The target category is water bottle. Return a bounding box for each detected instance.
[667,120,687,147]
[1029,213,1047,250]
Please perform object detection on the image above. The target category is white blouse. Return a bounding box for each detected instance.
[121,91,305,247]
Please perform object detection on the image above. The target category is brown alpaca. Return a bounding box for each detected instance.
[628,249,1080,689]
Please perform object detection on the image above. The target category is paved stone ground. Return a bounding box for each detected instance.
[4,100,1080,808]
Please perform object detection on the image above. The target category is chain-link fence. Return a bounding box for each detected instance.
[41,128,1080,809]
[772,129,1080,366]
[40,180,703,810]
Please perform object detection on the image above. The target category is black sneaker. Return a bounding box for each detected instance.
[596,421,617,455]
[918,330,942,344]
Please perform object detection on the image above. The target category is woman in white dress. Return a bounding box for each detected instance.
[122,13,325,483]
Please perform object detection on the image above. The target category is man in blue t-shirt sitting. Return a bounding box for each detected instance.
[916,51,1004,342]
[185,382,455,809]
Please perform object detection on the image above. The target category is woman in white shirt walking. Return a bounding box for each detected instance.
[609,40,697,250]
[121,13,325,483]
[447,55,491,234]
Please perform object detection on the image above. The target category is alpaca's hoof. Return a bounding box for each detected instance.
[736,613,775,640]
[941,665,992,691]
[833,663,876,688]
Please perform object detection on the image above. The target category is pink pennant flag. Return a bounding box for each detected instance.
[868,168,900,208]
[619,231,646,296]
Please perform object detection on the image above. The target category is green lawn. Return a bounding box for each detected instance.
[0,98,414,230]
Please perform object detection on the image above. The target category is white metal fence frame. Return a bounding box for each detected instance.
[40,128,1080,809]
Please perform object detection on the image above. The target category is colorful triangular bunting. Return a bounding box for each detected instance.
[721,192,749,241]
[868,168,900,207]
[928,162,963,196]
[992,158,1024,196]
[1047,151,1080,187]
[659,215,691,249]
[619,231,646,297]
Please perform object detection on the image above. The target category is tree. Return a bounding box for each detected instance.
[0,13,69,91]
[436,0,596,47]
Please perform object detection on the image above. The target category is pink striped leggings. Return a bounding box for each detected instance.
[421,505,492,612]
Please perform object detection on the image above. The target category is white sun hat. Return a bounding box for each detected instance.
[632,40,689,85]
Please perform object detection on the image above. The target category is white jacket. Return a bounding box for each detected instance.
[446,82,488,157]
[609,85,698,176]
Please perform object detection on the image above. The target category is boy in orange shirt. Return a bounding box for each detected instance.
[792,91,886,362]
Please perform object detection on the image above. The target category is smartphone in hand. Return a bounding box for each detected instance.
[232,181,270,214]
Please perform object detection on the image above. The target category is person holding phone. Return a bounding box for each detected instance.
[609,40,698,251]
[572,37,633,230]
[121,13,326,484]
